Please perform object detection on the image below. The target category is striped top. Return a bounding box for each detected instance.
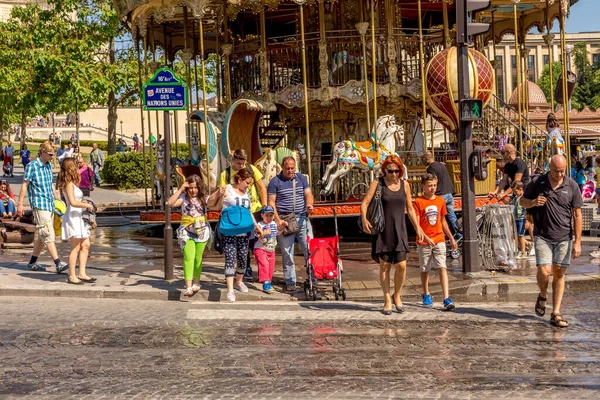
[23,158,54,212]
[267,173,309,216]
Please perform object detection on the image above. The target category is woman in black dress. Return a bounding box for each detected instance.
[360,155,424,315]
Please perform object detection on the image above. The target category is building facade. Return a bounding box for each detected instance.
[0,1,48,22]
[487,31,600,103]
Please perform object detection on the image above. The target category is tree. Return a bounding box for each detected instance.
[537,62,562,110]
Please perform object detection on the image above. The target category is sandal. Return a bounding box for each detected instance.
[192,284,201,292]
[183,287,194,297]
[535,294,547,317]
[550,313,569,328]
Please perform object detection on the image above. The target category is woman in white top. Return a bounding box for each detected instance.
[57,158,94,285]
[208,168,261,302]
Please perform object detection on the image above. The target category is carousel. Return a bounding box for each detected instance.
[113,0,579,222]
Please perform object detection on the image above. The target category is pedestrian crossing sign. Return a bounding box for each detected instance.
[459,99,483,122]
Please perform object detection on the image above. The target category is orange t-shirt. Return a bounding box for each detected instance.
[413,195,447,245]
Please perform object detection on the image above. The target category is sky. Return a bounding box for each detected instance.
[559,0,598,33]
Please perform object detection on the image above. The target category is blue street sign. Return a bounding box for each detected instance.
[143,67,188,111]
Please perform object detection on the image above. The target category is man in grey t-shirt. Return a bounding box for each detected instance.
[521,155,582,328]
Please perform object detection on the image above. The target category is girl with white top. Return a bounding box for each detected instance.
[208,168,262,302]
[167,174,211,297]
[57,158,94,285]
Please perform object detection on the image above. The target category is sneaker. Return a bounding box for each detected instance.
[55,262,68,274]
[285,283,297,292]
[443,297,455,311]
[422,293,433,307]
[243,266,254,282]
[262,281,274,293]
[27,263,46,272]
[226,290,236,302]
[235,282,249,293]
[527,247,536,258]
[591,249,600,259]
[453,232,463,241]
[515,251,524,259]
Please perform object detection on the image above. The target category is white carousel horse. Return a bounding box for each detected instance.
[318,115,404,196]
[254,147,300,186]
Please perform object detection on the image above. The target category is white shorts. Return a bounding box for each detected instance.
[418,242,447,273]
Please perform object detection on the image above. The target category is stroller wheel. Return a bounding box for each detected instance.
[341,289,346,301]
[334,289,339,301]
[450,249,461,259]
[304,281,310,301]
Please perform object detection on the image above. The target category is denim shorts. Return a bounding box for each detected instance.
[515,219,526,237]
[534,236,572,268]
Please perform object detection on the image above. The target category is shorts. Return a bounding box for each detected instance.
[595,188,600,196]
[376,251,407,264]
[33,208,55,244]
[417,243,447,272]
[515,218,526,237]
[534,236,572,268]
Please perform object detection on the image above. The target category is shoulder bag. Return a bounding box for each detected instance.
[358,178,385,235]
[280,175,300,236]
[219,205,255,236]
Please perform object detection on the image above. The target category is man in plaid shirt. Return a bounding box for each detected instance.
[17,141,68,273]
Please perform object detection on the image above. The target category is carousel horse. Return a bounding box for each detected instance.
[254,147,300,186]
[318,115,403,196]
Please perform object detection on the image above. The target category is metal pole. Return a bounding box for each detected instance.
[513,2,523,157]
[298,3,312,182]
[370,0,378,126]
[456,0,480,273]
[559,1,571,173]
[199,19,212,191]
[163,109,174,280]
[418,0,428,154]
[545,0,555,108]
[135,38,149,210]
[358,24,371,136]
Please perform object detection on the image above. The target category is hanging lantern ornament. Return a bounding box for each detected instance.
[424,47,495,132]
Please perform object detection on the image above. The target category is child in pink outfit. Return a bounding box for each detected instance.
[254,206,278,293]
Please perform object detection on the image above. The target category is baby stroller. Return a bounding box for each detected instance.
[3,156,13,177]
[581,180,596,202]
[304,208,346,301]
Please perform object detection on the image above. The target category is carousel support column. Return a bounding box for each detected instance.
[194,21,201,110]
[135,37,149,211]
[183,7,193,153]
[330,108,338,201]
[296,0,312,182]
[491,11,499,108]
[386,0,398,90]
[457,0,480,272]
[318,0,329,95]
[222,43,233,109]
[544,1,555,109]
[259,4,269,96]
[513,1,523,157]
[442,0,451,49]
[357,22,371,136]
[418,0,428,154]
[559,0,571,172]
[370,0,378,125]
[216,16,222,110]
[199,19,212,191]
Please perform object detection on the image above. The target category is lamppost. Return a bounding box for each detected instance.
[120,120,124,140]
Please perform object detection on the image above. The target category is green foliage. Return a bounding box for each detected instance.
[102,151,153,189]
[537,62,562,108]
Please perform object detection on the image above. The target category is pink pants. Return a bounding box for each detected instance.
[254,248,275,283]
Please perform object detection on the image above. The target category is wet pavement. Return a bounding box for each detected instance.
[1,225,600,302]
[0,292,599,398]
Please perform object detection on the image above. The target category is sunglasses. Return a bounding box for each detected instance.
[45,152,55,156]
[386,169,401,174]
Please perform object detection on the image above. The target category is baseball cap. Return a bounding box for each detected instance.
[261,205,275,214]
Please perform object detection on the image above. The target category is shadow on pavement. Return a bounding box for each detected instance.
[452,306,540,322]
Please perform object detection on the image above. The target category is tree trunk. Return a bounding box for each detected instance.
[106,37,117,155]
[107,91,117,155]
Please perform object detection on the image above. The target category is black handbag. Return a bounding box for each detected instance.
[213,218,225,254]
[358,178,385,235]
[281,175,300,236]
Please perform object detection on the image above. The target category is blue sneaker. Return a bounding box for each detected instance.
[422,293,433,307]
[262,281,274,293]
[243,266,254,282]
[443,297,455,311]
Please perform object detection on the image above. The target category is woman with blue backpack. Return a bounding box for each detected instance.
[208,168,262,302]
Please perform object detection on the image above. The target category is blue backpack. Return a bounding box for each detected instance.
[219,205,254,236]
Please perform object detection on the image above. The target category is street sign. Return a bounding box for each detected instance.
[142,67,188,111]
[459,99,483,122]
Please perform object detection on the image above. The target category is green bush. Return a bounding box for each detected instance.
[102,152,154,189]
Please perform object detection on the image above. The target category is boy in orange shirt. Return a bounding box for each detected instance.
[413,174,458,310]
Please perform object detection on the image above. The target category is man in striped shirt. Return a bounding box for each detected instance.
[267,157,314,292]
[17,141,68,273]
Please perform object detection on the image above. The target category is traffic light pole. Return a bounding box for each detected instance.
[456,0,481,273]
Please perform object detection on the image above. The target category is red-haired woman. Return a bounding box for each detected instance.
[361,155,424,315]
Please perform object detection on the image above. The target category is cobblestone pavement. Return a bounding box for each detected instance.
[1,293,599,398]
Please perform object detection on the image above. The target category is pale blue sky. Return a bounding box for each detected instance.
[560,0,598,33]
